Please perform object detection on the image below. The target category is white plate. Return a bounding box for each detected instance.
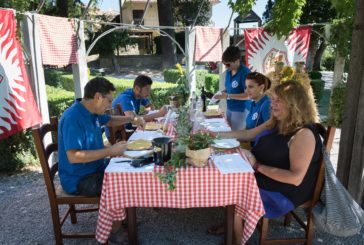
[212,139,240,149]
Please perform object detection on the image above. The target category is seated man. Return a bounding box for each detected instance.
[58,77,144,243]
[112,75,168,127]
[58,76,145,196]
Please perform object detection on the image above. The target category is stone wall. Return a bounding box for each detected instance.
[99,55,184,70]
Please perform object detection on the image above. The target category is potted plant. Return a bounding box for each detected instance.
[185,132,215,167]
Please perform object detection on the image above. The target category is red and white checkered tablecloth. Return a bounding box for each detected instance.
[96,123,264,244]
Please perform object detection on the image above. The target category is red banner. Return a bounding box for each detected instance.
[244,27,311,73]
[0,9,42,140]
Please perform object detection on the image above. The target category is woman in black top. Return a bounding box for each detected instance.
[218,80,322,244]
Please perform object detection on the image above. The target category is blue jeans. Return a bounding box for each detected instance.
[75,158,110,197]
[226,110,247,130]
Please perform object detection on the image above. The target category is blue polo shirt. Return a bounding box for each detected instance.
[225,64,251,112]
[58,99,111,194]
[245,95,271,130]
[113,88,150,114]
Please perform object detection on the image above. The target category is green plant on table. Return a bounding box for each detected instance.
[186,132,215,150]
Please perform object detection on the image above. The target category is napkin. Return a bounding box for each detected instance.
[212,153,254,174]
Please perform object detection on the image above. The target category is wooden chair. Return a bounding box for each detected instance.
[106,103,134,144]
[258,124,336,245]
[32,117,100,245]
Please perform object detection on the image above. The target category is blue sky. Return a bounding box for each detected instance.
[96,0,268,28]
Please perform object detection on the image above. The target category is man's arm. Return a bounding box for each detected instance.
[124,106,167,122]
[106,115,145,128]
[66,141,127,163]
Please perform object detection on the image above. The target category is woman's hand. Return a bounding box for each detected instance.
[214,92,228,100]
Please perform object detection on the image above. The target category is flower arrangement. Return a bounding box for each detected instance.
[267,65,310,89]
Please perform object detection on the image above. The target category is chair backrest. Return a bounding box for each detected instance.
[310,123,336,206]
[106,103,128,144]
[32,117,59,200]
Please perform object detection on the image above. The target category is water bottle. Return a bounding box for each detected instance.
[194,97,204,131]
[189,92,197,121]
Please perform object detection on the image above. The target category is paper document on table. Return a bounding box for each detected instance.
[206,125,231,132]
[204,118,226,123]
[202,118,231,132]
[128,131,164,141]
[213,153,254,174]
[106,157,154,173]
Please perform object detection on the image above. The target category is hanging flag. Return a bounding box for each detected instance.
[0,9,42,140]
[37,14,78,67]
[244,27,311,73]
[194,27,223,62]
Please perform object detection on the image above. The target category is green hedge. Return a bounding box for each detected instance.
[44,69,75,91]
[163,69,182,83]
[163,69,218,94]
[0,129,37,172]
[204,74,220,93]
[310,79,325,102]
[328,81,346,127]
[196,70,209,92]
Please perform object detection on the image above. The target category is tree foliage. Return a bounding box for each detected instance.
[265,0,306,38]
[329,0,354,57]
[300,0,336,24]
[262,0,274,24]
[172,0,211,26]
[228,0,256,18]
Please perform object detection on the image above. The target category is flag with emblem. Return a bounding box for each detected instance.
[0,9,42,140]
[244,27,311,73]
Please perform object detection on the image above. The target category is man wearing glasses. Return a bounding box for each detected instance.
[214,46,251,130]
[58,77,145,197]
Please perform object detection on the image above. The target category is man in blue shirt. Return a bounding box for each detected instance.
[214,46,251,130]
[112,75,168,125]
[58,77,145,197]
[58,77,145,243]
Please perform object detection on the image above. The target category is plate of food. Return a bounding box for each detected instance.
[145,122,163,131]
[212,139,240,149]
[127,139,152,150]
[204,109,222,118]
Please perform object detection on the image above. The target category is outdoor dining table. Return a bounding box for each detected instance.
[95,124,265,245]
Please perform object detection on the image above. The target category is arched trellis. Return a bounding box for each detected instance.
[85,22,187,57]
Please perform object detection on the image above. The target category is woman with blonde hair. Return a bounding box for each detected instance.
[212,81,322,243]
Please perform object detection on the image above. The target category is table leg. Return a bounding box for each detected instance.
[127,207,138,245]
[225,205,235,245]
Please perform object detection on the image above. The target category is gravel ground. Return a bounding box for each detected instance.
[1,129,363,245]
[1,164,363,245]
